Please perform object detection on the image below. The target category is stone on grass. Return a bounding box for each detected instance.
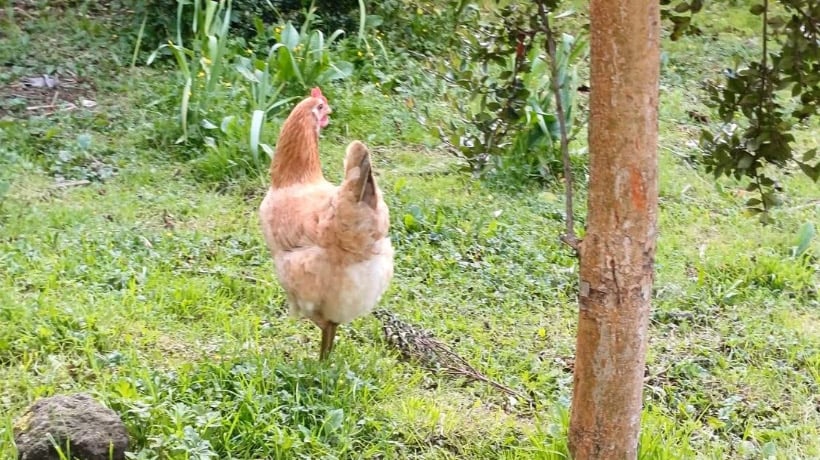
[13,393,129,460]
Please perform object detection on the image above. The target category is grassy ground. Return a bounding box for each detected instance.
[1,2,818,459]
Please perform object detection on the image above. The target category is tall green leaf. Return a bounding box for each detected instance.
[249,109,266,165]
[280,23,300,50]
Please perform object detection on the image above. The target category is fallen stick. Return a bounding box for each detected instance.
[786,199,820,211]
[50,180,91,189]
[26,104,57,111]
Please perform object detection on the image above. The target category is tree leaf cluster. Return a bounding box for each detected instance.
[439,1,587,181]
[667,0,820,221]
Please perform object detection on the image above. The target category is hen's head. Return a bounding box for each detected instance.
[299,88,332,133]
[309,87,331,128]
[281,87,331,141]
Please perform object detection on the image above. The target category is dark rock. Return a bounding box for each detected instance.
[13,393,129,460]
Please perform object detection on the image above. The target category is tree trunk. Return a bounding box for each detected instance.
[568,0,660,458]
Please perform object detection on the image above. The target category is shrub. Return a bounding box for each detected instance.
[148,0,237,144]
[262,8,354,96]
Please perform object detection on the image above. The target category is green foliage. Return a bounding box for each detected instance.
[370,0,462,55]
[109,358,397,458]
[133,0,361,50]
[49,134,117,183]
[147,0,278,179]
[661,0,706,40]
[441,2,588,181]
[130,0,191,54]
[0,179,8,223]
[145,0,355,180]
[2,3,820,459]
[794,221,816,257]
[265,10,354,94]
[230,0,361,39]
[233,56,292,163]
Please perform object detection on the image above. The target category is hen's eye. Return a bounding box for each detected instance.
[317,103,324,110]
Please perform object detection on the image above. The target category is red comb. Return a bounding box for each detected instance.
[311,87,327,103]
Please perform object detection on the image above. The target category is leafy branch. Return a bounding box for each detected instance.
[439,1,588,191]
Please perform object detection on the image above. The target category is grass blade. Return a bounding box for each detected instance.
[327,29,346,47]
[219,0,233,38]
[281,22,300,50]
[795,221,816,256]
[176,0,185,45]
[203,0,217,35]
[168,43,191,79]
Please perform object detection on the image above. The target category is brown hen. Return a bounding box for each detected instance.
[259,88,393,360]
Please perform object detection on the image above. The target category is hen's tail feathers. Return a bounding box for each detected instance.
[345,141,378,209]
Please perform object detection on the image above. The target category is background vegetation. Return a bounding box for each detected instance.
[0,0,818,458]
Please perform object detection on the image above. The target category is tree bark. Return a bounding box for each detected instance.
[568,0,660,458]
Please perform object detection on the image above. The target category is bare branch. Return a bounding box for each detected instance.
[536,1,579,253]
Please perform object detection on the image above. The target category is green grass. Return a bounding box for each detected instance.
[1,3,819,459]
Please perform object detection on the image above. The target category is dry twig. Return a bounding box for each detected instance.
[537,1,580,253]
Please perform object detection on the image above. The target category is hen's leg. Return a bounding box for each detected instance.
[319,322,338,360]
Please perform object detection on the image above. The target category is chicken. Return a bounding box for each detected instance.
[259,87,394,360]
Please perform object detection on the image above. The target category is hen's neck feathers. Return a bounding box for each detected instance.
[270,102,324,188]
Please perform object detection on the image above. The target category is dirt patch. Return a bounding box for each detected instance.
[0,73,96,118]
